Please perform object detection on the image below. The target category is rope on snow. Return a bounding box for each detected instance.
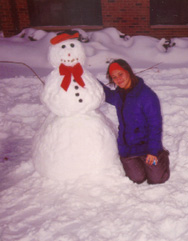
[0,60,45,85]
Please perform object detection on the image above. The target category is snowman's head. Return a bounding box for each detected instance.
[49,31,86,68]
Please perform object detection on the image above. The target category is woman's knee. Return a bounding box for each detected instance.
[147,170,170,184]
[130,175,147,184]
[120,156,146,184]
[147,150,170,184]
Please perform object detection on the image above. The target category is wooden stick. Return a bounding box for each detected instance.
[135,62,162,74]
[0,60,45,85]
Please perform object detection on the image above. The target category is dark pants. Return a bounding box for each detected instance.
[120,150,170,184]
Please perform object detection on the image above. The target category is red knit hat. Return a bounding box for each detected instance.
[50,32,79,45]
[109,62,125,76]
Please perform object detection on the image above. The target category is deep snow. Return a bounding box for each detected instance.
[0,27,188,241]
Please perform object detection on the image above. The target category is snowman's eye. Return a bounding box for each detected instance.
[61,45,66,48]
[70,43,75,48]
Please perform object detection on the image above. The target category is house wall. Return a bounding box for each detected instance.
[0,0,17,36]
[15,0,30,32]
[0,0,30,36]
[101,0,188,38]
[1,0,188,38]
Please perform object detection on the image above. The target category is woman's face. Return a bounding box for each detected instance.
[111,69,131,89]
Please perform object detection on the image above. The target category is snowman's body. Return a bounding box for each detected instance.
[42,67,104,117]
[32,34,123,181]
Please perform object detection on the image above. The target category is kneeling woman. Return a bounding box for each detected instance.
[101,59,170,184]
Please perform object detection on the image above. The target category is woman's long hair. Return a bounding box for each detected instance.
[106,59,138,88]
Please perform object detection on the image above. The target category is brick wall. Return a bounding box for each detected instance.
[15,0,30,32]
[0,0,30,37]
[101,0,188,38]
[0,0,17,36]
[101,0,150,35]
[1,0,188,38]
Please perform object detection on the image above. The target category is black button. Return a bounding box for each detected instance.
[73,79,76,82]
[75,86,79,90]
[75,93,80,97]
[79,99,83,103]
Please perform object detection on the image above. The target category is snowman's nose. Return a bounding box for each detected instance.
[68,53,71,57]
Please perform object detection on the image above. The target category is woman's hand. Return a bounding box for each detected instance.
[146,154,158,166]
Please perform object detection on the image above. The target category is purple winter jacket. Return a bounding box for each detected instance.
[102,77,163,157]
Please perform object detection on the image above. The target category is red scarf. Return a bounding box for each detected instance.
[59,63,85,91]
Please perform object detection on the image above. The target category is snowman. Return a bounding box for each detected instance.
[32,30,124,181]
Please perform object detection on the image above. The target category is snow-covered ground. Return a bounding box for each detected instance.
[1,27,188,241]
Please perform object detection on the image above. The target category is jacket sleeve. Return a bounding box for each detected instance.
[142,90,163,156]
[98,80,117,105]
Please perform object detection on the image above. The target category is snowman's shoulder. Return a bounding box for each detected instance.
[47,69,59,78]
[82,69,98,82]
[82,70,103,90]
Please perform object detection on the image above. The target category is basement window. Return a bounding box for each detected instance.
[27,0,102,27]
[150,0,188,25]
